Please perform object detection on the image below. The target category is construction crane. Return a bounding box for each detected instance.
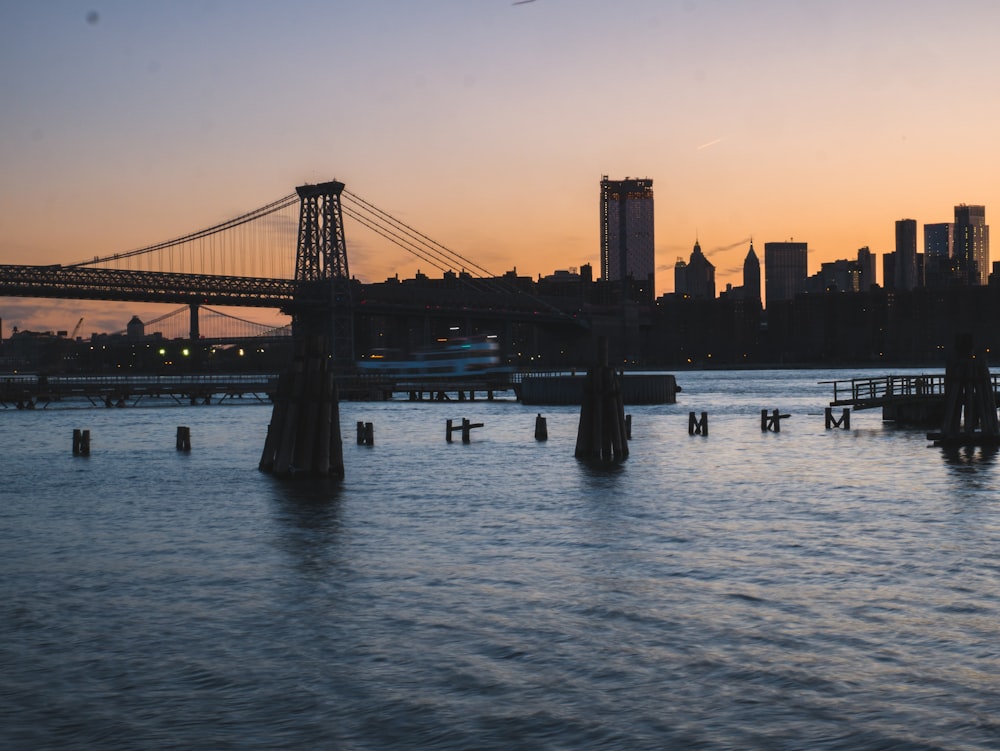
[70,317,83,340]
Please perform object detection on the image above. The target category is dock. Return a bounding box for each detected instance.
[1,373,277,408]
[823,373,1000,426]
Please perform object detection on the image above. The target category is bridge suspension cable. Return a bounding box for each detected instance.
[341,190,573,318]
[67,193,299,269]
[343,190,495,278]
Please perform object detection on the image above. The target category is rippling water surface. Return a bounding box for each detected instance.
[2,369,999,750]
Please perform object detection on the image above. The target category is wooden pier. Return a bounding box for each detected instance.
[0,373,276,409]
[823,373,1000,426]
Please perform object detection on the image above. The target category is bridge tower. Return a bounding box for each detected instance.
[287,180,353,364]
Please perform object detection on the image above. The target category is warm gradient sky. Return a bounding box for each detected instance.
[3,0,1000,333]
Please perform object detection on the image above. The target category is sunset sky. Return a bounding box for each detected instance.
[4,0,1000,334]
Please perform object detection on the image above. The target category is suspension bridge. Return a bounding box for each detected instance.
[0,180,583,357]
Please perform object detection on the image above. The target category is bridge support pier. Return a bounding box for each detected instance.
[574,337,629,463]
[259,335,344,478]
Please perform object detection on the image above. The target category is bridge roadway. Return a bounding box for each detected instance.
[0,264,296,307]
[0,264,585,327]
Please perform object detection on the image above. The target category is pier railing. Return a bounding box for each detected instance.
[822,373,1000,408]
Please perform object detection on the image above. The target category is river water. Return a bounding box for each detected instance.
[1,369,998,750]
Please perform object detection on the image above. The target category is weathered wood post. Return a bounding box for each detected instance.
[534,413,548,441]
[574,337,629,462]
[176,426,191,451]
[762,409,789,432]
[72,428,91,456]
[825,407,850,430]
[446,418,483,443]
[688,411,708,436]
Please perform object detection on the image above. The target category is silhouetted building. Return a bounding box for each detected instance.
[126,315,145,341]
[675,240,715,300]
[807,246,878,294]
[895,219,919,290]
[857,246,877,290]
[954,204,989,285]
[600,176,654,301]
[882,253,895,291]
[924,222,956,288]
[673,257,688,296]
[743,242,761,306]
[764,241,808,307]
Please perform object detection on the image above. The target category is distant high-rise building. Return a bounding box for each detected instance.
[600,176,654,300]
[954,204,989,285]
[764,241,808,307]
[924,222,953,261]
[895,219,919,290]
[743,241,761,306]
[673,257,688,296]
[883,253,897,291]
[924,222,955,288]
[680,240,715,300]
[857,246,876,290]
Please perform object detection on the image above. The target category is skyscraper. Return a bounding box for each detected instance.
[681,240,715,300]
[954,204,989,285]
[924,222,954,288]
[857,246,876,290]
[764,241,808,307]
[895,219,919,290]
[600,176,654,300]
[743,241,761,307]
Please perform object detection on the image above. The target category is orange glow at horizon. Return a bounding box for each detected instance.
[4,2,1000,332]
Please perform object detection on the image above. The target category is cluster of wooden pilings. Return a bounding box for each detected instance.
[761,409,790,432]
[259,337,345,478]
[928,334,1000,446]
[574,340,629,463]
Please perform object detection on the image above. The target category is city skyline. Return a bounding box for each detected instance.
[4,1,1000,333]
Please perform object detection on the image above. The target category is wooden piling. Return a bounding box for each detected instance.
[825,407,850,430]
[72,428,91,456]
[762,409,790,432]
[176,426,191,451]
[688,411,708,436]
[927,333,1000,446]
[534,413,548,441]
[447,417,483,443]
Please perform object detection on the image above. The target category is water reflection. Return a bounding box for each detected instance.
[267,476,343,576]
[939,443,1000,469]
